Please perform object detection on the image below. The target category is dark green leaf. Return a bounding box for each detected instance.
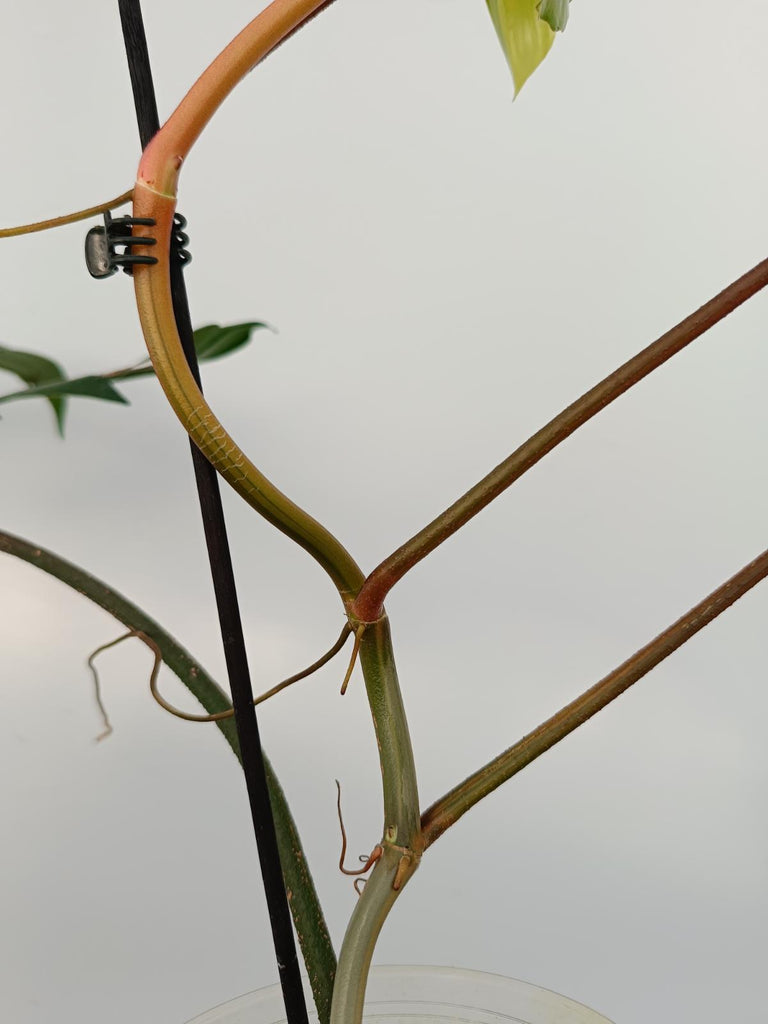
[193,321,271,361]
[108,323,270,384]
[0,321,267,437]
[0,375,128,407]
[0,343,68,434]
[0,345,65,384]
[108,362,155,382]
[191,325,220,357]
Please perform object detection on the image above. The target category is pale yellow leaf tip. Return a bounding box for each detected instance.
[486,0,557,96]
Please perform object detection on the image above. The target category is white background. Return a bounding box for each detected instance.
[2,2,767,1022]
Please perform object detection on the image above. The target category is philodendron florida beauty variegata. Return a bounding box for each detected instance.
[4,4,768,1024]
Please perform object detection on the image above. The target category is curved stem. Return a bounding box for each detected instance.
[137,0,335,197]
[356,617,422,844]
[0,528,337,1022]
[150,623,351,722]
[420,547,768,849]
[127,13,424,1018]
[131,0,363,605]
[328,616,423,1024]
[352,257,768,622]
[330,845,419,1024]
[0,189,133,237]
[132,200,364,602]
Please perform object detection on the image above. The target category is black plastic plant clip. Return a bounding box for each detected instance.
[85,210,191,278]
[84,210,158,278]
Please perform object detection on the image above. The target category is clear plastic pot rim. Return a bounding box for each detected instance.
[185,964,614,1024]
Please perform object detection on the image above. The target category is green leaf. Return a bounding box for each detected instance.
[0,322,267,436]
[0,343,68,434]
[537,0,569,32]
[0,375,128,407]
[109,323,271,383]
[193,321,271,361]
[486,0,557,95]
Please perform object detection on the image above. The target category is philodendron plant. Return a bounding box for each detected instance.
[2,2,767,1024]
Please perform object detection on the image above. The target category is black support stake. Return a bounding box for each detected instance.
[116,5,310,1023]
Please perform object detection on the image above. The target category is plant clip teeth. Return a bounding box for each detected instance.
[171,213,192,267]
[84,209,158,279]
[85,211,191,278]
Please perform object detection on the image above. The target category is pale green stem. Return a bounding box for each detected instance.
[330,616,423,1024]
[357,617,421,840]
[330,845,418,1024]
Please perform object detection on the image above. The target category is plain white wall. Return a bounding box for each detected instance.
[1,3,767,1023]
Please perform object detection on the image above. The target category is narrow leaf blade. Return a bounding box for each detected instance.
[0,375,128,406]
[486,0,557,95]
[193,321,271,362]
[0,343,68,433]
[0,344,65,386]
[111,322,273,384]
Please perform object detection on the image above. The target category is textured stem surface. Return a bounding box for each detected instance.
[357,617,422,842]
[132,190,364,604]
[131,0,363,605]
[328,616,423,1024]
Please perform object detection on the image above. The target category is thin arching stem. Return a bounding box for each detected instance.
[87,623,351,723]
[420,547,768,848]
[0,189,133,237]
[150,623,352,722]
[351,257,768,622]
